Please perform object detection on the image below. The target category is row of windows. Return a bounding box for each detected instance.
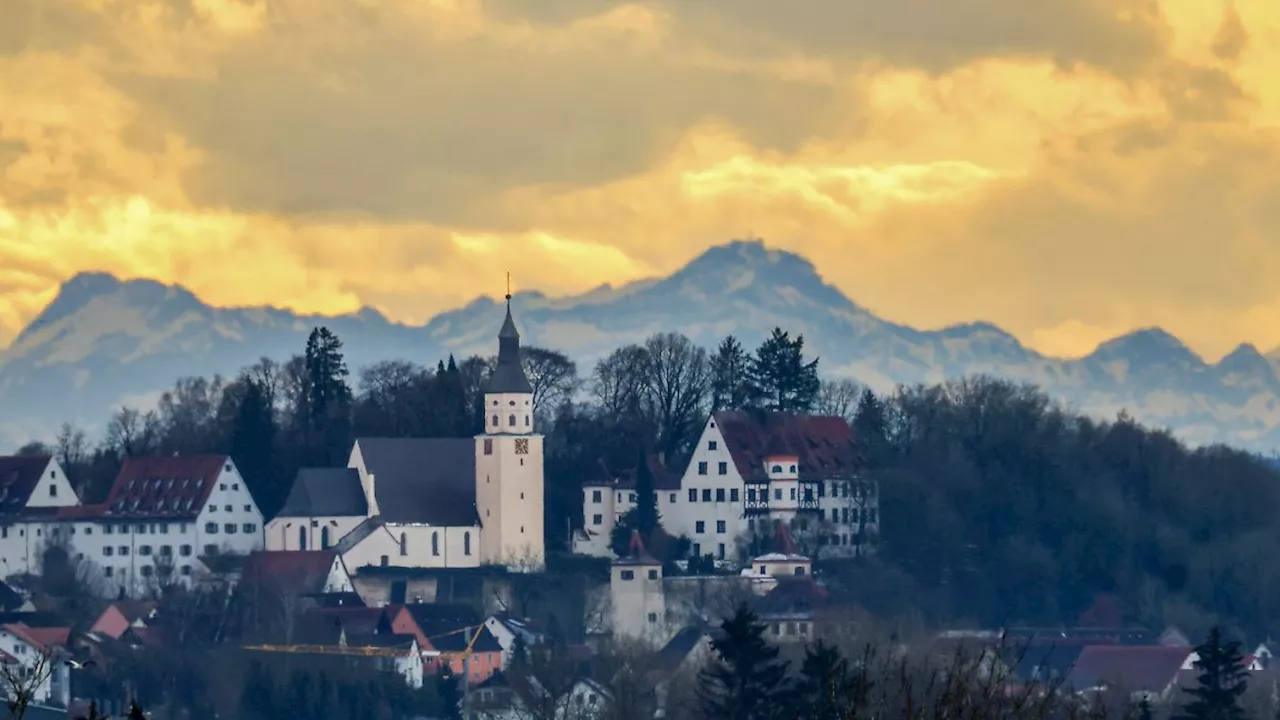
[693,520,728,535]
[204,523,258,535]
[104,544,195,557]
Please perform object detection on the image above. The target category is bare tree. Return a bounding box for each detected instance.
[522,347,579,419]
[815,378,863,423]
[641,333,711,462]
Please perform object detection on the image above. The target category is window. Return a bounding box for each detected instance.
[701,489,711,502]
[695,521,705,534]
[225,524,237,534]
[206,523,218,534]
[717,462,728,475]
[49,485,56,497]
[464,532,472,556]
[592,514,603,526]
[730,489,739,502]
[716,520,726,534]
[591,490,601,503]
[688,489,697,502]
[620,570,635,581]
[708,440,718,450]
[432,532,439,556]
[484,439,493,455]
[648,569,659,580]
[697,461,707,475]
[715,489,725,502]
[104,547,114,557]
[399,533,407,556]
[180,545,192,557]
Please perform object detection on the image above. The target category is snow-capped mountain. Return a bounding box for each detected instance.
[4,239,1280,453]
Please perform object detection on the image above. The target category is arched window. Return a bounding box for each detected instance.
[432,532,439,556]
[491,414,499,427]
[298,526,307,550]
[320,526,330,550]
[464,532,472,556]
[508,414,516,427]
[399,532,407,556]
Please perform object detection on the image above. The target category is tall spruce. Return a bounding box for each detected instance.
[792,639,868,720]
[1175,627,1248,720]
[698,604,791,720]
[710,335,755,411]
[750,328,820,413]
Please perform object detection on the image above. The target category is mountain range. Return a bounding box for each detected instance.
[4,239,1280,454]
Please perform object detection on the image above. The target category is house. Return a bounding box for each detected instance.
[0,454,266,597]
[273,299,545,573]
[89,600,157,640]
[576,411,877,562]
[389,603,504,684]
[0,622,71,706]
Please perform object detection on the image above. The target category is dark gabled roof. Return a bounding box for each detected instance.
[277,468,368,518]
[241,551,340,595]
[486,302,533,394]
[1067,645,1193,693]
[0,456,53,517]
[80,455,230,520]
[712,411,857,481]
[355,438,480,526]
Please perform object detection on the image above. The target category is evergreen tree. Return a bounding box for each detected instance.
[792,639,867,720]
[1175,627,1248,720]
[230,377,280,515]
[851,388,891,471]
[710,336,755,411]
[698,604,791,720]
[749,328,820,413]
[436,667,463,720]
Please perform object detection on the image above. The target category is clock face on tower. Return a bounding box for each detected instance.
[515,438,530,455]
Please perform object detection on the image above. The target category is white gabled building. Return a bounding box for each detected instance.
[0,454,266,597]
[575,411,879,563]
[271,297,546,574]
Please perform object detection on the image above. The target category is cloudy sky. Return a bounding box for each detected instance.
[2,0,1278,360]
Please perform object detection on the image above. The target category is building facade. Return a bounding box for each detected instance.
[575,411,879,562]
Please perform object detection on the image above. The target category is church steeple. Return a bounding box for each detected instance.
[486,281,533,394]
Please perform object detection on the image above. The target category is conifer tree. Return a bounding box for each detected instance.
[1175,627,1248,720]
[749,328,820,413]
[698,604,791,720]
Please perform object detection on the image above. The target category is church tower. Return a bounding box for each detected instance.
[474,292,545,570]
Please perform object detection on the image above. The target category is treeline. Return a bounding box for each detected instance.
[22,325,1280,640]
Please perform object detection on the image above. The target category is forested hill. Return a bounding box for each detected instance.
[22,326,1280,641]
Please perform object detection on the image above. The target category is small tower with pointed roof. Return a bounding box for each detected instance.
[610,530,666,642]
[475,283,544,570]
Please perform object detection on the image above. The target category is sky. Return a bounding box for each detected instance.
[1,0,1278,362]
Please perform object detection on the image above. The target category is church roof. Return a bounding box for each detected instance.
[277,468,368,518]
[354,438,481,527]
[486,302,533,394]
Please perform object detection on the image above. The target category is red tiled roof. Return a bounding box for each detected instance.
[241,550,339,595]
[0,456,54,516]
[1067,645,1193,693]
[75,455,230,520]
[713,411,857,481]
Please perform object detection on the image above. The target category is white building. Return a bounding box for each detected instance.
[575,411,878,562]
[0,454,265,597]
[269,298,545,573]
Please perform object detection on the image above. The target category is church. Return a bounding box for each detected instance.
[265,298,545,572]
